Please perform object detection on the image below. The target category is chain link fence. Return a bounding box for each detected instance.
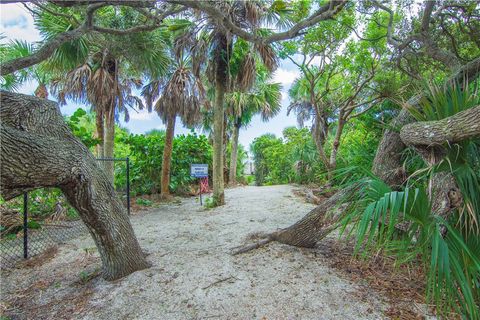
[0,158,130,268]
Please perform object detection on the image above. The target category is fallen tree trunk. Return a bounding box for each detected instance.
[0,90,150,280]
[231,184,359,254]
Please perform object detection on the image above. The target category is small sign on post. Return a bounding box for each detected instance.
[190,164,208,178]
[191,164,208,205]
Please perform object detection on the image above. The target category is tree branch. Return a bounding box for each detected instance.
[400,105,480,146]
[169,0,347,44]
[0,3,182,75]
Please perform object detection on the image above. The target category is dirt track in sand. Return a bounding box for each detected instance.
[2,185,395,319]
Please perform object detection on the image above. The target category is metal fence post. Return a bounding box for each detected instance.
[126,156,130,215]
[23,192,28,259]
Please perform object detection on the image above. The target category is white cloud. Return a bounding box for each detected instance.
[130,109,155,121]
[272,68,300,86]
[0,4,41,43]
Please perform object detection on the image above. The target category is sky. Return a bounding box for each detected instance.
[0,3,302,152]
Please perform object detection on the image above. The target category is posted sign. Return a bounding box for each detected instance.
[190,164,208,178]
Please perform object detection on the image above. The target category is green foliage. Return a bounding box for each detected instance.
[337,82,480,318]
[339,179,480,319]
[122,130,212,195]
[135,198,153,206]
[65,108,100,149]
[251,128,322,185]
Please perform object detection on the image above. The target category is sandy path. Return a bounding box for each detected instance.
[1,185,387,319]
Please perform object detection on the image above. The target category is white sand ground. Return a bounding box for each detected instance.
[1,185,389,320]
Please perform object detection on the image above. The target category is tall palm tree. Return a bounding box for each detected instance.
[51,45,166,181]
[179,1,287,205]
[35,5,170,181]
[141,51,205,199]
[226,73,282,184]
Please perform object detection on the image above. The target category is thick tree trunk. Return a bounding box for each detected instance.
[372,108,414,187]
[0,90,149,280]
[372,58,480,187]
[160,115,176,198]
[103,105,115,183]
[229,120,240,185]
[95,109,105,158]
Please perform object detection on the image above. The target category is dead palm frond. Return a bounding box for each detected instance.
[237,53,256,91]
[150,62,206,127]
[254,43,278,72]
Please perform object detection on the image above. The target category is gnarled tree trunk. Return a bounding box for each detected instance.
[160,115,176,198]
[0,91,150,280]
[400,105,480,228]
[372,108,414,188]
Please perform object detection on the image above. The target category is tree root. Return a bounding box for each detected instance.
[231,236,273,255]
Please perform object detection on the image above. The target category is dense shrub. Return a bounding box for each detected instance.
[121,130,212,195]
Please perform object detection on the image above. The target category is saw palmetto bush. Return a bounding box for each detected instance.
[338,82,480,318]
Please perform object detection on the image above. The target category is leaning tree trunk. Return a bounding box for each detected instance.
[228,120,241,185]
[160,115,176,199]
[103,104,115,183]
[0,90,150,280]
[232,183,360,254]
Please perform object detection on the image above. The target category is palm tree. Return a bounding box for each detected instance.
[226,73,282,184]
[141,50,205,199]
[51,46,165,181]
[34,5,170,181]
[0,39,50,98]
[179,1,288,205]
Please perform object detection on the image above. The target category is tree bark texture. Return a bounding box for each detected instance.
[400,105,480,146]
[228,120,240,185]
[160,115,176,198]
[0,90,149,280]
[373,60,480,188]
[213,80,226,205]
[398,107,479,232]
[231,184,359,254]
[372,109,414,187]
[212,31,229,206]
